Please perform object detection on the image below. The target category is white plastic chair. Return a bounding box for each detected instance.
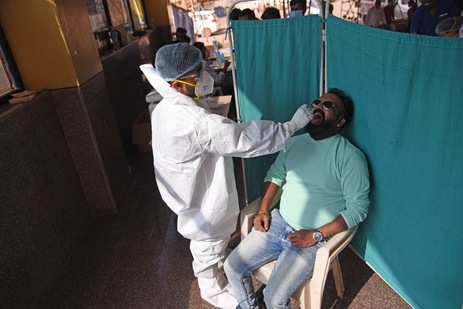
[239,193,358,309]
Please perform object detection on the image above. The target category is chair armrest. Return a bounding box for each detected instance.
[239,198,261,240]
[318,225,358,260]
[239,189,283,241]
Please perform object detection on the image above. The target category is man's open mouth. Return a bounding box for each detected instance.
[311,111,323,125]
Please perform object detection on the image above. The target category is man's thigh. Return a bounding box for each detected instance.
[227,227,282,274]
[265,242,322,299]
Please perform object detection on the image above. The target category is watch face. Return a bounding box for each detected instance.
[313,231,324,242]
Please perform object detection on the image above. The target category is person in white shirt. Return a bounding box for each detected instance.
[365,0,387,28]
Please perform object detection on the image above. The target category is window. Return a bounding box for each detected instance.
[86,0,148,55]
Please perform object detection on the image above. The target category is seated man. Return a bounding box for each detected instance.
[224,88,370,309]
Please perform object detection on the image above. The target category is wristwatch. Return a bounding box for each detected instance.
[312,229,324,242]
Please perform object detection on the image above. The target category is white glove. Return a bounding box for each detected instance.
[282,104,314,135]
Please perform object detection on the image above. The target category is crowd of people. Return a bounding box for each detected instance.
[363,0,463,37]
[192,0,463,37]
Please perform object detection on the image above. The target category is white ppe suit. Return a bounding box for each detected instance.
[140,64,293,308]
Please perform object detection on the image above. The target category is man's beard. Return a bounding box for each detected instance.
[305,119,337,140]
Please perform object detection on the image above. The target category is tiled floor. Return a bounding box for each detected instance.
[38,153,412,309]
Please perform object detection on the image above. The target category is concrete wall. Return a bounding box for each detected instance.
[0,91,92,309]
[0,0,173,306]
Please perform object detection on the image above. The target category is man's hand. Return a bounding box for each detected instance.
[253,213,271,232]
[288,230,318,247]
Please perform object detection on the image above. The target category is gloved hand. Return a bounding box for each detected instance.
[282,104,314,135]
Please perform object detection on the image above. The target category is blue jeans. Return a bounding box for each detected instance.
[224,209,323,309]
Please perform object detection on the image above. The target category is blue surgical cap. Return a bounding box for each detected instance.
[155,43,202,81]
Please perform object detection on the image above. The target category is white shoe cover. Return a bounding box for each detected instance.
[202,289,238,309]
[198,276,238,308]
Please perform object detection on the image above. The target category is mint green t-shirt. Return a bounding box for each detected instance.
[264,133,370,230]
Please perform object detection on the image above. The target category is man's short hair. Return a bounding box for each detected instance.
[239,8,256,19]
[328,88,354,124]
[290,0,307,8]
[176,27,187,35]
[261,7,281,19]
[229,8,242,20]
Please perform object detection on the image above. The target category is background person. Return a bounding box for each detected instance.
[229,8,242,20]
[289,0,308,17]
[408,0,418,29]
[140,43,313,309]
[173,27,191,43]
[261,7,281,19]
[224,88,370,309]
[384,0,397,28]
[365,0,387,28]
[410,0,458,35]
[193,41,230,86]
[239,8,258,20]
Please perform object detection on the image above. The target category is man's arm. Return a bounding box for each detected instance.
[409,10,419,34]
[380,10,387,27]
[288,215,348,248]
[254,181,280,232]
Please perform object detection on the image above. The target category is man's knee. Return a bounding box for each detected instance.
[263,288,288,308]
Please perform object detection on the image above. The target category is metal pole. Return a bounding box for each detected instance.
[226,0,259,206]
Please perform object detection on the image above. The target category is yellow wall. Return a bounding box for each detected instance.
[0,0,101,90]
[0,0,169,90]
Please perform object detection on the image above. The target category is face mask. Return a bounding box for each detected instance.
[194,71,214,97]
[174,70,214,98]
[290,10,303,17]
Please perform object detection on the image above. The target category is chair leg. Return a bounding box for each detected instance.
[331,257,345,298]
[296,284,311,309]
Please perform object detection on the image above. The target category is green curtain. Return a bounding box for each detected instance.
[326,16,463,309]
[231,16,322,201]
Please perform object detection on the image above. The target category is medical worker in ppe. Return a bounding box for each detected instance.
[139,43,313,309]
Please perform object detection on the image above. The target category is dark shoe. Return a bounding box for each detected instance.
[257,299,267,309]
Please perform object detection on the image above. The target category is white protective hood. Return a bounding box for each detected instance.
[140,64,178,102]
